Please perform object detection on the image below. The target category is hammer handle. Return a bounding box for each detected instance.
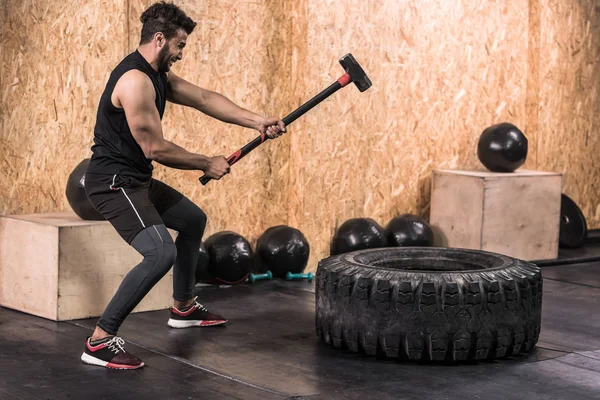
[283,72,350,125]
[199,73,351,185]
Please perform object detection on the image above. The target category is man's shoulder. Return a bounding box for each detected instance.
[116,69,154,93]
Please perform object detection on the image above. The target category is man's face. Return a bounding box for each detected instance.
[157,29,188,72]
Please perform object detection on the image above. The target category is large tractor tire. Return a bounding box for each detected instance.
[315,247,542,362]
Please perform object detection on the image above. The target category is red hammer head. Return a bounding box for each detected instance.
[339,53,372,92]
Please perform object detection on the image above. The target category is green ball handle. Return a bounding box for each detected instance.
[286,271,314,282]
[248,270,273,283]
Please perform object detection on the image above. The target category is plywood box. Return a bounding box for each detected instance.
[0,212,174,321]
[430,170,562,261]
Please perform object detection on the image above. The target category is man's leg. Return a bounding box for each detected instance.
[81,173,175,369]
[148,179,227,327]
[161,196,206,306]
[92,224,177,337]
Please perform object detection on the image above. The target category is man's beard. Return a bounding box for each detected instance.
[157,42,171,72]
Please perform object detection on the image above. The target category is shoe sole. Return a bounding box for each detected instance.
[81,352,144,370]
[167,318,227,328]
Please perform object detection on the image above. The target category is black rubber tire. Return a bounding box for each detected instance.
[315,247,542,362]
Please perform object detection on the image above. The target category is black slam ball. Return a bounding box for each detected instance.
[255,225,310,278]
[477,122,528,172]
[65,158,105,220]
[204,231,253,284]
[384,214,434,247]
[194,242,212,284]
[331,218,386,255]
[559,194,588,249]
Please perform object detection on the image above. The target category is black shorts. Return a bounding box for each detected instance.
[84,173,184,244]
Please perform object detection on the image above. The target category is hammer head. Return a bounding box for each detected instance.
[339,53,372,92]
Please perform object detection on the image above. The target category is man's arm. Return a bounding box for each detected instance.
[116,70,229,178]
[166,72,285,136]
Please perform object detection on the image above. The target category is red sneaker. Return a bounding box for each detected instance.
[167,297,227,328]
[81,336,144,370]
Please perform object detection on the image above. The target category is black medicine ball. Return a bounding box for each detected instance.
[477,123,528,172]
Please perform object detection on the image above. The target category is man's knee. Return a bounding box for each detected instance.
[140,239,177,277]
[152,227,178,268]
[195,209,207,233]
[184,208,207,239]
[132,225,177,268]
[161,241,177,267]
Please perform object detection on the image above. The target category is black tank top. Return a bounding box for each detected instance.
[88,50,167,180]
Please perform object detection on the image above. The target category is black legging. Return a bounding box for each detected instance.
[96,196,206,335]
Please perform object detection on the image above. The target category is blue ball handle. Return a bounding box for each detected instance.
[248,270,273,283]
[286,271,314,282]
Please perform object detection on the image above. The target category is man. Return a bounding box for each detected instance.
[81,1,285,370]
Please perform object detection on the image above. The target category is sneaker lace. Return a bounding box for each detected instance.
[107,336,126,354]
[192,297,208,312]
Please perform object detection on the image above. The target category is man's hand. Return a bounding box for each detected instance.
[256,117,286,139]
[204,156,231,180]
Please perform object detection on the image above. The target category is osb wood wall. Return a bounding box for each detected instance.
[536,1,600,222]
[1,1,127,214]
[1,0,600,272]
[289,0,531,268]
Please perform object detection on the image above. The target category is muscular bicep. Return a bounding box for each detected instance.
[116,70,164,159]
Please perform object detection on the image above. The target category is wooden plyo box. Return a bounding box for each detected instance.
[429,169,562,261]
[0,212,174,321]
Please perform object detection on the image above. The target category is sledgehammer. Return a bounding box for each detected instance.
[199,53,372,185]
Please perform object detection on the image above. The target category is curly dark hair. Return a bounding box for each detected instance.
[139,1,197,44]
